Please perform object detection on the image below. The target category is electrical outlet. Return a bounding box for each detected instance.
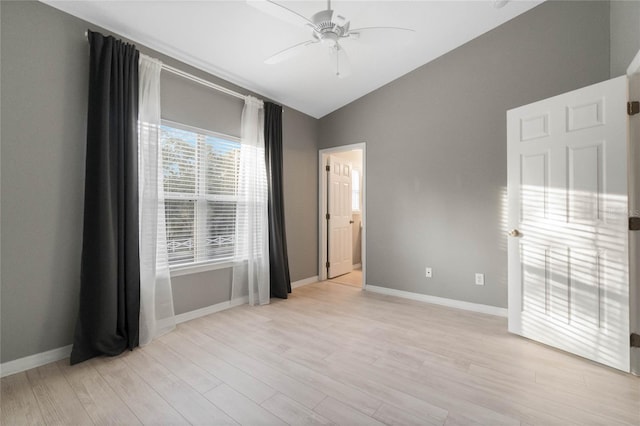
[475,273,485,286]
[425,267,432,278]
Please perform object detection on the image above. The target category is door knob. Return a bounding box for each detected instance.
[508,229,521,237]
[349,220,354,224]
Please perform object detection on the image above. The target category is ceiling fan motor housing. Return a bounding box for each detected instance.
[311,9,350,47]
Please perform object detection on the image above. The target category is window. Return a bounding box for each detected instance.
[352,169,361,211]
[161,123,241,267]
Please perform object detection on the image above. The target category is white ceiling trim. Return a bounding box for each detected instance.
[41,1,544,118]
[42,0,283,108]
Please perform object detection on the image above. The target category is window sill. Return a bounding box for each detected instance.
[170,260,240,277]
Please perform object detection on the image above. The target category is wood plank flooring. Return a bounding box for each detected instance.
[329,269,363,288]
[2,281,639,425]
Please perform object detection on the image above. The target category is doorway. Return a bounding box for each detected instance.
[318,143,366,289]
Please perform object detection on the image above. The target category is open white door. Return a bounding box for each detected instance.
[327,155,353,278]
[507,76,630,372]
[628,56,640,376]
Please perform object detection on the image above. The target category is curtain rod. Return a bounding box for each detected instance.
[161,64,247,101]
[84,31,249,102]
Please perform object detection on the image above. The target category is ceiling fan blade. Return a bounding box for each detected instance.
[346,27,415,45]
[247,0,319,31]
[265,40,319,65]
[329,44,351,78]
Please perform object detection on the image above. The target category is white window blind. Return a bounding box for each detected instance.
[161,123,241,267]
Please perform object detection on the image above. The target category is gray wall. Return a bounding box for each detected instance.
[2,0,88,364]
[171,269,233,315]
[0,0,318,363]
[610,0,640,77]
[282,108,319,282]
[319,0,611,308]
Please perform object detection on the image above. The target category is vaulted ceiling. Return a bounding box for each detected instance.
[43,1,543,118]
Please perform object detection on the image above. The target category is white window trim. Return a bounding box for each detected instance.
[170,259,242,277]
[161,119,242,277]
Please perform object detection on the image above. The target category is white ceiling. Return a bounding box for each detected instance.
[43,0,543,118]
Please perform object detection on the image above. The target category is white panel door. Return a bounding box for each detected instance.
[328,156,353,278]
[507,76,630,372]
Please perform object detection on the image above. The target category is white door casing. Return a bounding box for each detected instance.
[507,76,630,372]
[628,57,640,376]
[328,155,353,278]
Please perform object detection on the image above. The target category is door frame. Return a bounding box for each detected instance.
[318,143,366,287]
[627,49,640,375]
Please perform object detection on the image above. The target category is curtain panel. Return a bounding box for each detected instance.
[138,54,175,346]
[232,96,270,306]
[71,31,140,365]
[264,102,291,298]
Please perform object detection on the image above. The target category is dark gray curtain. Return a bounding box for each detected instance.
[70,31,140,365]
[264,102,291,298]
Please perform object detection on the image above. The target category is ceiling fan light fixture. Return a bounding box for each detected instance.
[320,32,339,47]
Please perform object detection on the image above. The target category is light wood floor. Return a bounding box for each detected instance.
[2,281,639,425]
[329,268,362,288]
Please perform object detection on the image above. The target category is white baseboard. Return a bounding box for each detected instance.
[291,275,319,289]
[0,297,250,378]
[352,263,362,269]
[173,278,322,324]
[1,276,335,378]
[1,345,73,378]
[174,296,248,324]
[365,285,508,317]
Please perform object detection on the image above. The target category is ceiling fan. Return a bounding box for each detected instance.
[249,0,415,78]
